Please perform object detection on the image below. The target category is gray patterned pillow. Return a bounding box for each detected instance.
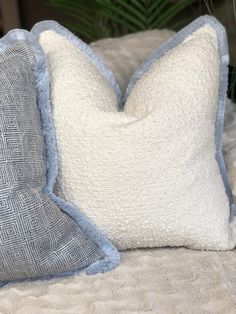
[0,30,119,286]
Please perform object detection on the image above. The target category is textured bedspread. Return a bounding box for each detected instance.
[1,248,236,314]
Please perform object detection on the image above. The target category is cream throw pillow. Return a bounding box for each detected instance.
[90,29,174,93]
[32,16,236,250]
[91,30,236,204]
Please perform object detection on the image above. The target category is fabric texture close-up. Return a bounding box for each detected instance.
[32,16,236,251]
[0,14,236,313]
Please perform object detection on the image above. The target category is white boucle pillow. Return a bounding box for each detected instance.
[32,16,236,250]
[91,30,236,204]
[90,29,174,93]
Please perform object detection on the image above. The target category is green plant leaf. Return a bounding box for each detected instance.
[148,0,170,26]
[95,0,146,30]
[111,0,147,24]
[152,0,192,29]
[46,0,193,42]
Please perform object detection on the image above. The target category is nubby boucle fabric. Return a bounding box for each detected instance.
[90,29,175,93]
[32,16,236,250]
[0,29,119,286]
[91,28,236,204]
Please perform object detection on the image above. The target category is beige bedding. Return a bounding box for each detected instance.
[1,29,236,314]
[1,248,236,313]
